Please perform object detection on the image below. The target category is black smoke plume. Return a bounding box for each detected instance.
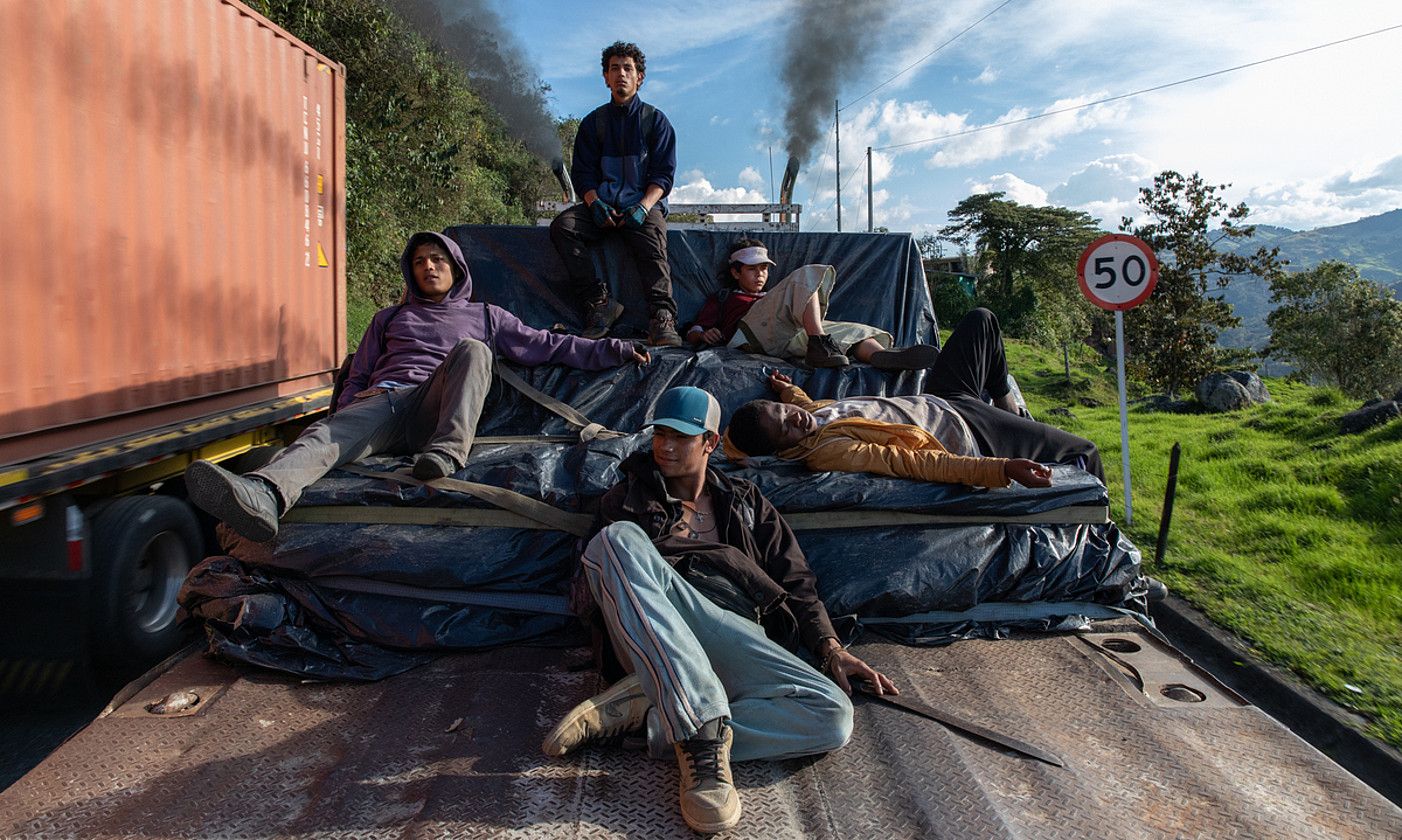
[779,0,894,166]
[388,0,562,166]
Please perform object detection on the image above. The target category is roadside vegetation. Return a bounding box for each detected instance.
[1005,338,1402,748]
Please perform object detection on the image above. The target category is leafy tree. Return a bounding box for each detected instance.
[1266,260,1402,398]
[939,192,1101,346]
[1120,171,1284,396]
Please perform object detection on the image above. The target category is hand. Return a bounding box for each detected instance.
[768,370,793,393]
[822,643,899,696]
[622,202,649,229]
[629,343,651,365]
[590,199,618,228]
[700,328,725,345]
[1005,458,1052,487]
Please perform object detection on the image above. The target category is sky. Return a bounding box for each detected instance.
[492,0,1402,236]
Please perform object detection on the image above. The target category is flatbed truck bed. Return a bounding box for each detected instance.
[4,619,1398,838]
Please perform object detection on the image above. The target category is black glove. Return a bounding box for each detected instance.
[622,203,649,229]
[590,199,617,227]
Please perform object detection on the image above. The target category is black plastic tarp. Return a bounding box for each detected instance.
[180,228,1146,681]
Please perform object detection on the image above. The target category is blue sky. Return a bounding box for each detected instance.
[497,1,1402,235]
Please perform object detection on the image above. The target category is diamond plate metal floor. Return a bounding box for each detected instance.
[2,624,1399,838]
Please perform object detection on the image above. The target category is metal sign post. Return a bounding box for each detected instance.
[1076,234,1160,527]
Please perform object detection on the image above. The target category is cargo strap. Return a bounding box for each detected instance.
[312,575,573,616]
[782,507,1108,528]
[319,464,592,537]
[494,365,624,442]
[861,601,1157,633]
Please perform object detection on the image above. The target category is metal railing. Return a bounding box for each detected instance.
[535,201,802,232]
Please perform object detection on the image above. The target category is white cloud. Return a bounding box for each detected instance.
[971,66,998,85]
[968,174,1048,207]
[670,173,767,205]
[709,115,731,126]
[1048,154,1156,226]
[926,95,1129,168]
[737,166,764,189]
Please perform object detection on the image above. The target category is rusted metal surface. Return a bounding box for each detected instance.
[3,625,1398,838]
[0,0,346,468]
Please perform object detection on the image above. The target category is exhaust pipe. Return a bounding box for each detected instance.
[779,157,800,224]
[551,158,575,203]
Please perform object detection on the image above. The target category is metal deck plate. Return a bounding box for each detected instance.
[3,626,1399,838]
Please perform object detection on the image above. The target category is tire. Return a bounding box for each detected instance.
[88,496,203,670]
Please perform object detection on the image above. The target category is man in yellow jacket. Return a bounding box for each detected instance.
[723,308,1101,489]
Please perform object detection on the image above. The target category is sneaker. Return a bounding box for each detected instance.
[411,451,457,481]
[542,674,651,757]
[804,333,849,368]
[675,718,741,834]
[868,343,939,371]
[581,298,624,340]
[1144,575,1169,603]
[185,460,281,542]
[647,310,683,347]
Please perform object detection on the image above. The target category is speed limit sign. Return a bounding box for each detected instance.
[1077,234,1159,311]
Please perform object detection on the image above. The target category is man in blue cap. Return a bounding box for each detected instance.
[542,386,895,834]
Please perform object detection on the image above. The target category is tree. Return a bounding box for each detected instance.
[1120,171,1284,396]
[939,192,1101,346]
[1266,261,1402,398]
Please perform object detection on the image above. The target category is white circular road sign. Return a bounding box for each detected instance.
[1076,234,1159,311]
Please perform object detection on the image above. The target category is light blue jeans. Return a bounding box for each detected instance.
[581,521,853,762]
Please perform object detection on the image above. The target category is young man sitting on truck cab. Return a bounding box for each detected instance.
[186,231,649,542]
[548,41,683,347]
[723,308,1103,488]
[541,386,896,835]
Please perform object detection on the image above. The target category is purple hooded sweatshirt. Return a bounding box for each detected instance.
[338,232,635,410]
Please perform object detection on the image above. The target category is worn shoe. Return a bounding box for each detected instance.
[648,310,684,347]
[581,298,624,340]
[185,459,281,542]
[542,674,651,757]
[868,343,940,371]
[411,451,457,481]
[1144,575,1169,603]
[675,718,741,834]
[804,333,849,368]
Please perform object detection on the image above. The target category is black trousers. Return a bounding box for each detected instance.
[924,308,1104,481]
[548,203,675,315]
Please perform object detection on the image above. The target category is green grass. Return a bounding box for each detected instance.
[1009,340,1402,747]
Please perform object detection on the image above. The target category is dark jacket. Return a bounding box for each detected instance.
[571,96,676,211]
[597,452,837,656]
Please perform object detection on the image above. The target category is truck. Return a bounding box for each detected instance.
[2,2,1399,837]
[0,0,346,686]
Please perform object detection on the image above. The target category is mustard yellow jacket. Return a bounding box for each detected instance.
[727,383,1010,488]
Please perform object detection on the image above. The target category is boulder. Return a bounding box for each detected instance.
[1196,371,1269,412]
[1339,400,1401,434]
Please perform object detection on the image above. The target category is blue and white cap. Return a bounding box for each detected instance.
[648,386,721,436]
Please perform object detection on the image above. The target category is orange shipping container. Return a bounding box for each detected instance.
[0,0,346,466]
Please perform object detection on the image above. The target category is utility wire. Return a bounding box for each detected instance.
[803,120,837,212]
[817,156,871,221]
[875,22,1402,152]
[842,0,1016,111]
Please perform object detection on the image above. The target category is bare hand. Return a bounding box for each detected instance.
[630,347,651,365]
[768,370,793,393]
[825,647,898,696]
[1005,459,1052,487]
[700,328,725,345]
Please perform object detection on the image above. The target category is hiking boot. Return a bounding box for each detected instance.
[542,674,651,757]
[675,718,740,834]
[804,333,849,368]
[185,460,281,542]
[868,343,939,371]
[648,310,683,347]
[411,451,457,481]
[581,298,624,339]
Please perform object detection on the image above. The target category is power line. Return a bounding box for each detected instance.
[842,0,1016,111]
[816,157,870,222]
[875,22,1402,153]
[803,120,837,212]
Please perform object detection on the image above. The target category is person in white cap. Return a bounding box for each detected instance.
[685,237,939,370]
[541,385,895,834]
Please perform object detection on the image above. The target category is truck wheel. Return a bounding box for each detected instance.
[89,496,203,669]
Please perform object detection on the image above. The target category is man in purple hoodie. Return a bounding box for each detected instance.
[186,231,648,542]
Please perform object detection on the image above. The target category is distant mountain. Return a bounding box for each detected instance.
[1214,209,1402,353]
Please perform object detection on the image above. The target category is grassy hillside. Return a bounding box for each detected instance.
[1005,339,1402,748]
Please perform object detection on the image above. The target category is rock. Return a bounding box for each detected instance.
[1196,374,1245,411]
[1046,407,1075,419]
[1225,371,1270,403]
[1140,395,1196,413]
[1339,400,1401,434]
